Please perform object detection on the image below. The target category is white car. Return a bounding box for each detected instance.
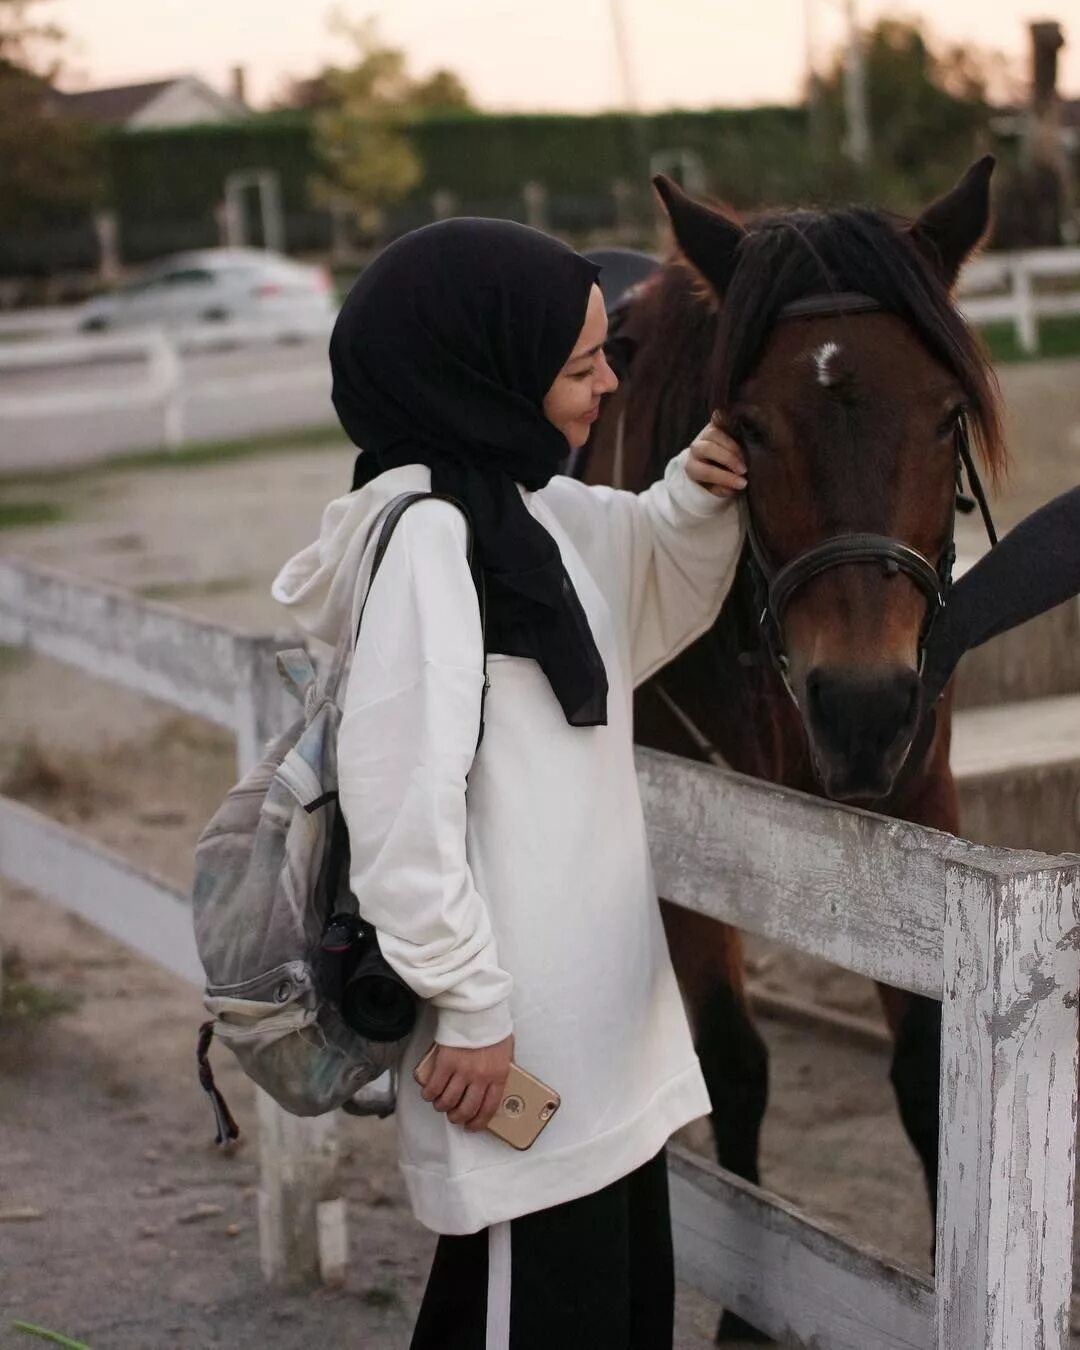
[77,248,336,335]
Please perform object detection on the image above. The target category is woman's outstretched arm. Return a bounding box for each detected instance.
[540,428,746,686]
[922,485,1080,704]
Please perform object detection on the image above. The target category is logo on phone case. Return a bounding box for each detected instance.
[503,1094,526,1117]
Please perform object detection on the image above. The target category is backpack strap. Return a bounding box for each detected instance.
[326,491,489,749]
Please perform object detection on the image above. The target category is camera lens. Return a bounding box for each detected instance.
[339,943,416,1042]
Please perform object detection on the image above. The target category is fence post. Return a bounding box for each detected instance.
[1013,259,1039,355]
[523,181,549,232]
[937,858,1080,1348]
[611,178,636,243]
[93,210,122,287]
[232,635,347,1289]
[432,189,458,221]
[148,330,185,451]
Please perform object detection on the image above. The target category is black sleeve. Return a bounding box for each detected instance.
[921,485,1080,704]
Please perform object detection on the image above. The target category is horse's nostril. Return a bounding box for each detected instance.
[806,666,921,766]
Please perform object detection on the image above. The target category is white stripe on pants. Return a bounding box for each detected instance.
[485,1221,512,1350]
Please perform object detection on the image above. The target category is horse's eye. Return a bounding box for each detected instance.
[937,405,966,439]
[734,416,768,452]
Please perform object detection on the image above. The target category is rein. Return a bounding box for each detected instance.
[744,290,998,696]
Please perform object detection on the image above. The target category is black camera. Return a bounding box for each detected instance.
[318,912,416,1043]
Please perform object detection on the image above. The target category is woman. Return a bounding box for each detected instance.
[272,218,747,1349]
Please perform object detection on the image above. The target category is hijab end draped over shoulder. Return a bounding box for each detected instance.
[331,218,608,727]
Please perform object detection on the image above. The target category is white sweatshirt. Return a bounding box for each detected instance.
[272,450,744,1234]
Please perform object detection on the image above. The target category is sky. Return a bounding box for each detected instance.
[55,0,1080,111]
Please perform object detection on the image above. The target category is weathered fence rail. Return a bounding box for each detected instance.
[642,746,1079,1347]
[1,554,1078,1346]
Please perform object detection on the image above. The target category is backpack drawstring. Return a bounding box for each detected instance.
[197,1021,241,1146]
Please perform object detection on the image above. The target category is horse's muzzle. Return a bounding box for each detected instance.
[804,665,921,801]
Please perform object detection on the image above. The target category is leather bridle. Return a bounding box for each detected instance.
[743,290,998,694]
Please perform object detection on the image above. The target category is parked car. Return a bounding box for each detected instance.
[77,248,336,335]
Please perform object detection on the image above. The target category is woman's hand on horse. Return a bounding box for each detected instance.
[422,1034,515,1131]
[687,424,748,497]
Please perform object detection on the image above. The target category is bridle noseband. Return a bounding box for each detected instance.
[744,291,997,694]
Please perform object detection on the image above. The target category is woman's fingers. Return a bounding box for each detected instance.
[422,1035,515,1127]
[465,1082,506,1133]
[698,463,747,492]
[420,1059,452,1104]
[448,1082,486,1126]
[433,1072,468,1114]
[687,423,748,497]
[698,423,747,472]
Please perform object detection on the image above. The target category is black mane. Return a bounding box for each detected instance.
[712,205,1005,476]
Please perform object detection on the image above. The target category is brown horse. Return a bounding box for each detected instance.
[582,159,1005,1342]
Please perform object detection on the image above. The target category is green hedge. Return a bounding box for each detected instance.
[100,106,817,228]
[6,104,992,273]
[101,113,315,224]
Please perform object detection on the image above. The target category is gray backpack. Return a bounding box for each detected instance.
[192,492,486,1142]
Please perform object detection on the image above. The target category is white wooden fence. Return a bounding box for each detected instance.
[959,247,1080,355]
[0,308,80,340]
[0,557,345,1289]
[1,554,1078,1345]
[0,318,333,460]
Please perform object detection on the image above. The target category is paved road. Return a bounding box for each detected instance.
[0,338,332,472]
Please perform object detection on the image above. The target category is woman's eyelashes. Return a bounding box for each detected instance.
[569,366,595,381]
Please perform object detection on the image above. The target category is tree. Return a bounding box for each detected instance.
[816,18,1012,206]
[0,0,63,69]
[408,68,472,114]
[288,15,472,237]
[0,0,99,232]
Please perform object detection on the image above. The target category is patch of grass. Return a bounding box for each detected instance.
[0,643,30,674]
[0,424,348,489]
[104,423,347,473]
[0,501,64,530]
[1,980,81,1022]
[1,951,81,1023]
[980,314,1080,364]
[11,1320,91,1349]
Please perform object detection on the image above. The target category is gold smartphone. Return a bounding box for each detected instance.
[413,1044,561,1151]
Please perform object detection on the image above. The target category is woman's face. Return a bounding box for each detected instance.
[542,284,619,449]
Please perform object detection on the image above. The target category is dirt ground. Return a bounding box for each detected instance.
[1,354,1079,1349]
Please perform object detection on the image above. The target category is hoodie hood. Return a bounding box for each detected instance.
[271,464,431,647]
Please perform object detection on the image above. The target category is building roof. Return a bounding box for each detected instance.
[58,75,247,127]
[61,79,179,125]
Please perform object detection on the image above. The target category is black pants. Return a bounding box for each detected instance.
[410,1148,674,1350]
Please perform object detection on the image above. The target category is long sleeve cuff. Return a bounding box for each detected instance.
[664,445,736,518]
[435,999,514,1050]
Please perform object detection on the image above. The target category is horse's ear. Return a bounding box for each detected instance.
[910,156,995,289]
[652,174,744,297]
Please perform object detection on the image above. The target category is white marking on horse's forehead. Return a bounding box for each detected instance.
[813,341,842,387]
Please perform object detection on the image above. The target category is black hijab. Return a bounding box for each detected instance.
[330,218,608,726]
